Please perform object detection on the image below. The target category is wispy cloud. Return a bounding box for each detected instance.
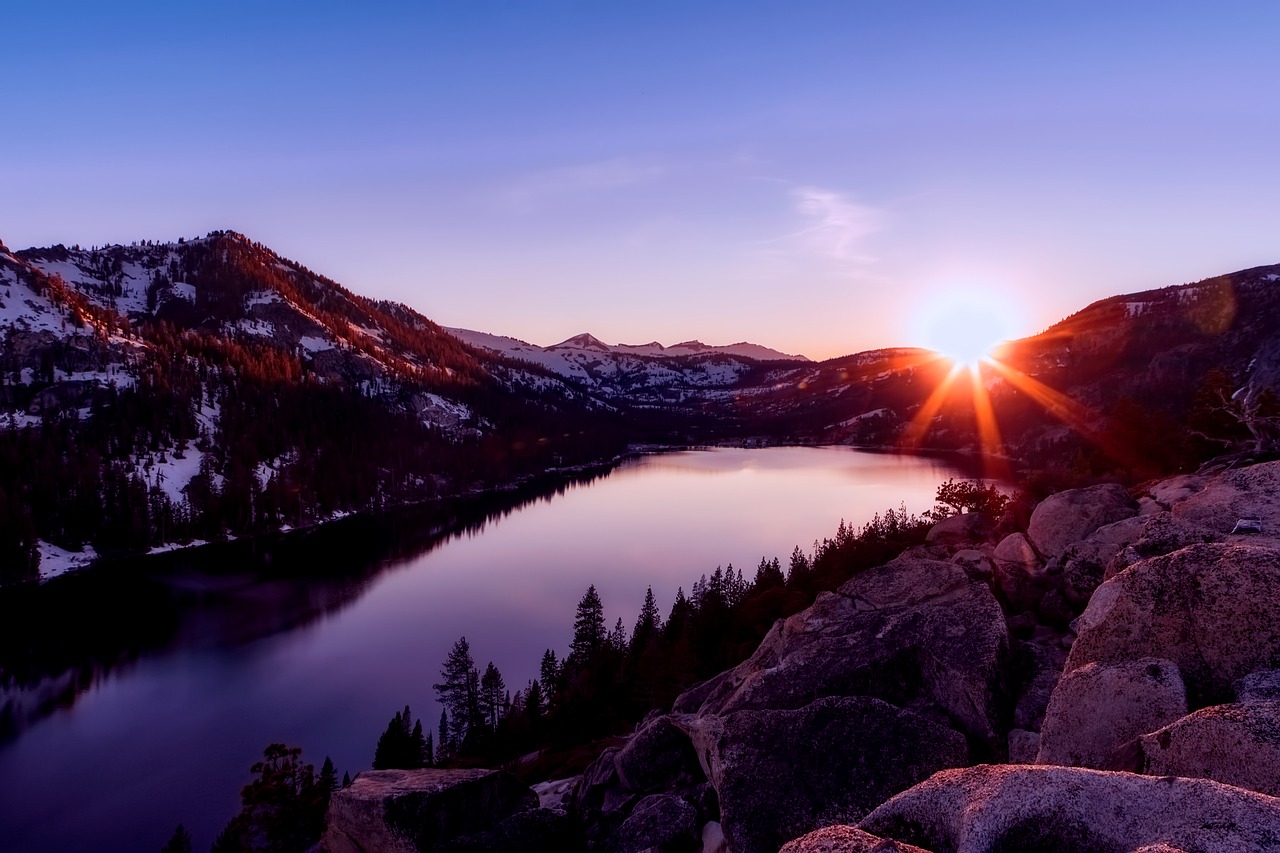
[786,185,882,264]
[497,157,664,210]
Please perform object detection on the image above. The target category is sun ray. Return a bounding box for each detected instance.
[969,361,1012,481]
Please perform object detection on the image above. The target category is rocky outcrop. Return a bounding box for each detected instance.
[674,556,1011,745]
[1037,658,1187,769]
[1067,543,1280,706]
[1140,700,1280,797]
[683,696,968,853]
[925,512,991,547]
[860,765,1280,853]
[780,825,931,853]
[606,793,698,853]
[1026,483,1137,560]
[323,768,537,853]
[1169,460,1280,545]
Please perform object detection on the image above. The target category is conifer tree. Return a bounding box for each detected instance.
[569,585,606,665]
[479,662,507,731]
[631,586,662,656]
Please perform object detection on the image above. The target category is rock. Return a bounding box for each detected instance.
[1100,512,1220,581]
[1147,473,1208,508]
[323,768,537,853]
[574,746,632,818]
[1140,700,1280,797]
[615,714,703,793]
[1237,670,1280,703]
[861,764,1280,853]
[1037,658,1187,769]
[683,696,968,853]
[991,533,1044,611]
[779,825,933,852]
[1007,729,1040,764]
[1171,460,1280,545]
[676,556,1011,745]
[1026,483,1137,561]
[1067,543,1280,706]
[950,548,993,582]
[606,793,698,853]
[439,808,581,852]
[925,512,991,547]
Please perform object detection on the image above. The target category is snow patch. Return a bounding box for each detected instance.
[37,541,98,581]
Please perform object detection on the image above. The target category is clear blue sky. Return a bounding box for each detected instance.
[4,1,1278,359]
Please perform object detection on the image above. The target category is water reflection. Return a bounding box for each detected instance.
[0,446,974,853]
[0,466,616,745]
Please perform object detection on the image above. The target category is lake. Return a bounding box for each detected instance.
[0,446,972,852]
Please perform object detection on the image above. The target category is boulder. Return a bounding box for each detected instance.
[1171,460,1280,544]
[1146,473,1208,508]
[323,768,537,853]
[1099,512,1220,581]
[1026,483,1137,561]
[607,794,698,853]
[439,808,581,852]
[1067,543,1280,706]
[1036,658,1187,769]
[780,825,932,852]
[614,714,703,793]
[991,533,1044,610]
[1140,700,1280,797]
[861,764,1280,853]
[1237,669,1280,703]
[574,746,633,818]
[950,548,993,582]
[674,556,1011,745]
[925,512,992,547]
[682,696,968,853]
[1007,729,1040,764]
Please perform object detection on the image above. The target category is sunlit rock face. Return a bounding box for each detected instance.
[1026,483,1138,561]
[1140,699,1280,797]
[860,765,1280,853]
[779,824,932,853]
[1036,658,1187,769]
[1067,543,1280,707]
[322,768,536,853]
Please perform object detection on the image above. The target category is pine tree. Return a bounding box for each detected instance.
[342,771,352,788]
[539,648,560,708]
[569,584,606,665]
[609,617,627,652]
[434,636,478,749]
[631,586,662,656]
[438,709,450,759]
[479,662,507,731]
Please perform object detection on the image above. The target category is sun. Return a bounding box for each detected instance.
[916,290,1018,371]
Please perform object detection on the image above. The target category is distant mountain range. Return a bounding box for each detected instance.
[2,228,1279,578]
[450,328,808,365]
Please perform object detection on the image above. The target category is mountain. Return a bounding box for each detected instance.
[3,227,1279,580]
[0,231,649,580]
[447,327,808,400]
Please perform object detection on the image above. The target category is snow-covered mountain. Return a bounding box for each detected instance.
[452,327,807,365]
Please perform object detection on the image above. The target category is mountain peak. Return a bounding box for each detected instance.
[551,333,612,352]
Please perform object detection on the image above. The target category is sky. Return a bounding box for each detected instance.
[3,1,1279,361]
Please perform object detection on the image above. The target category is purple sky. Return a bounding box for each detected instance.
[4,2,1278,360]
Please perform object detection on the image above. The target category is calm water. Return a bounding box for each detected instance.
[0,446,969,852]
